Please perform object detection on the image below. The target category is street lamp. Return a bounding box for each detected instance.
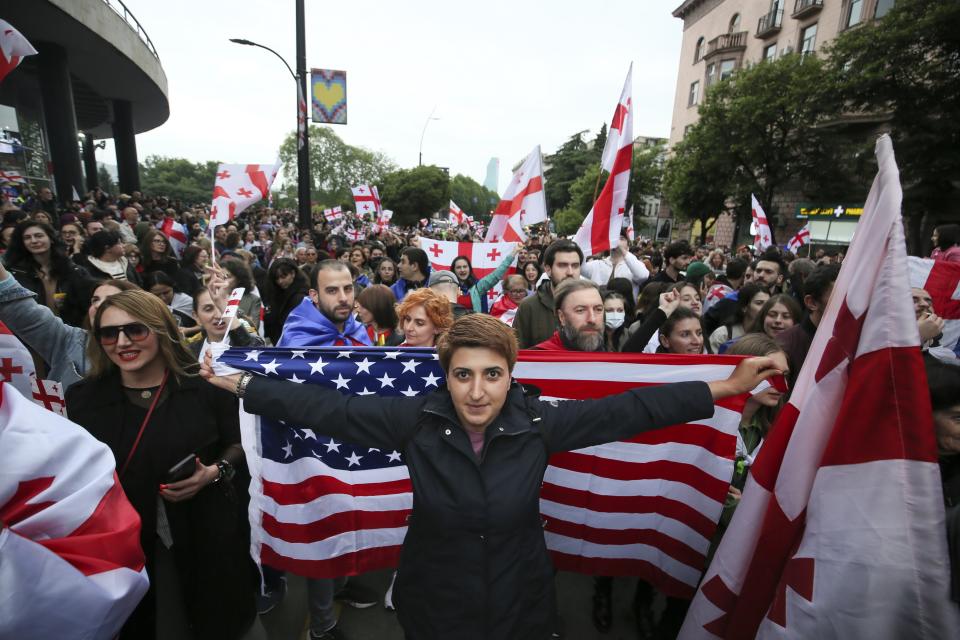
[418,106,440,166]
[230,32,312,230]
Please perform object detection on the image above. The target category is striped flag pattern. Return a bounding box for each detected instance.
[219,347,756,597]
[0,382,148,639]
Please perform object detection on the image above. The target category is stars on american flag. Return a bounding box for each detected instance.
[220,346,447,471]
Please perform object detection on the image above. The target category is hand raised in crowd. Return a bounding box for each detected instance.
[159,457,219,503]
[203,264,231,312]
[918,311,945,342]
[707,356,782,400]
[658,290,681,316]
[512,242,524,256]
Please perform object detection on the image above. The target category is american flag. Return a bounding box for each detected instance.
[219,347,754,597]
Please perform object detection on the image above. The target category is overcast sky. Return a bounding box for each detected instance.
[98,0,684,192]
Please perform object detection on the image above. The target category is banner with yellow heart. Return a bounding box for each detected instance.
[310,68,347,124]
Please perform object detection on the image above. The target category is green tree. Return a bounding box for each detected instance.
[96,164,116,195]
[667,53,852,243]
[553,164,601,235]
[380,165,450,226]
[449,174,499,221]
[278,126,396,208]
[543,131,600,213]
[628,142,666,214]
[825,0,960,250]
[662,129,733,244]
[139,156,220,204]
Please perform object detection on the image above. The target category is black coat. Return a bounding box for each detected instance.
[6,258,91,327]
[65,372,256,639]
[244,375,715,639]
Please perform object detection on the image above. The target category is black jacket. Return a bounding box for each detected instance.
[65,372,256,639]
[244,374,715,639]
[6,258,91,327]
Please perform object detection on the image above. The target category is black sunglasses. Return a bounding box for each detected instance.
[96,322,151,345]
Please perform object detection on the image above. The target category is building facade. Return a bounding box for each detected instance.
[0,0,169,203]
[664,0,896,247]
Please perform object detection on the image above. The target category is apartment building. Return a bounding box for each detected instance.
[664,0,896,247]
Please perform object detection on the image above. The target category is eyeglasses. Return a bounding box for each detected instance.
[506,288,527,295]
[96,322,151,345]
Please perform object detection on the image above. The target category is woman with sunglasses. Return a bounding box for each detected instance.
[65,289,257,639]
[0,261,138,390]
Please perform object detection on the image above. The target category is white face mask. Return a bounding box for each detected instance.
[605,311,625,330]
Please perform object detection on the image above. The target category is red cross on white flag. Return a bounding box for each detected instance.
[352,184,382,217]
[574,64,633,256]
[449,200,467,225]
[210,161,281,227]
[485,145,547,243]
[0,20,37,84]
[0,319,36,400]
[787,224,810,254]
[680,135,960,639]
[30,377,66,416]
[751,194,774,251]
[0,169,26,184]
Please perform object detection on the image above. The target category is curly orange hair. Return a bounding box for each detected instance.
[396,287,454,335]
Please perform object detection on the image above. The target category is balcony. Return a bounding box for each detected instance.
[793,0,824,19]
[756,9,784,38]
[703,31,748,60]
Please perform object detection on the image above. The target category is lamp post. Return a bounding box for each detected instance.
[229,11,311,229]
[418,106,440,167]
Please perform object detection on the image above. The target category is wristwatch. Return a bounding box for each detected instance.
[214,459,235,484]
[235,371,254,397]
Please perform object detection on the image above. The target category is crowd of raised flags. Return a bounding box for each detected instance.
[2,15,960,638]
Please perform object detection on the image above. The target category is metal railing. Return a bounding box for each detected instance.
[793,0,824,17]
[705,31,748,58]
[101,0,160,60]
[757,9,784,37]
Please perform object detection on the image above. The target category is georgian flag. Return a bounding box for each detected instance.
[449,200,467,225]
[0,169,26,184]
[423,239,517,305]
[0,382,149,639]
[0,20,37,84]
[787,224,810,254]
[352,185,382,217]
[574,65,633,256]
[297,82,308,151]
[159,216,189,257]
[681,136,960,639]
[323,207,343,223]
[751,194,773,251]
[210,162,280,227]
[0,319,35,400]
[485,146,546,243]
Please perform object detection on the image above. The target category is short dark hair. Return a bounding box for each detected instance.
[142,271,177,291]
[437,314,518,373]
[660,306,702,340]
[86,230,123,258]
[935,224,960,251]
[664,240,691,262]
[756,249,786,275]
[543,239,583,268]
[803,263,840,303]
[401,247,430,277]
[725,258,747,280]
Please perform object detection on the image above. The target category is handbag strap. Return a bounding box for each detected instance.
[119,369,169,479]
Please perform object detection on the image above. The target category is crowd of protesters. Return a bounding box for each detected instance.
[1,183,958,640]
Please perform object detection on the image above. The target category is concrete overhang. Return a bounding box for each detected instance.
[5,0,169,138]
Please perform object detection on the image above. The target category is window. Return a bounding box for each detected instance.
[719,59,736,81]
[688,80,701,107]
[694,37,705,63]
[729,13,741,32]
[683,124,694,138]
[875,0,895,17]
[846,0,864,27]
[705,62,717,86]
[800,23,817,55]
[763,43,778,60]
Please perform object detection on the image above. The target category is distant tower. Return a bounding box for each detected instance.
[484,157,499,193]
